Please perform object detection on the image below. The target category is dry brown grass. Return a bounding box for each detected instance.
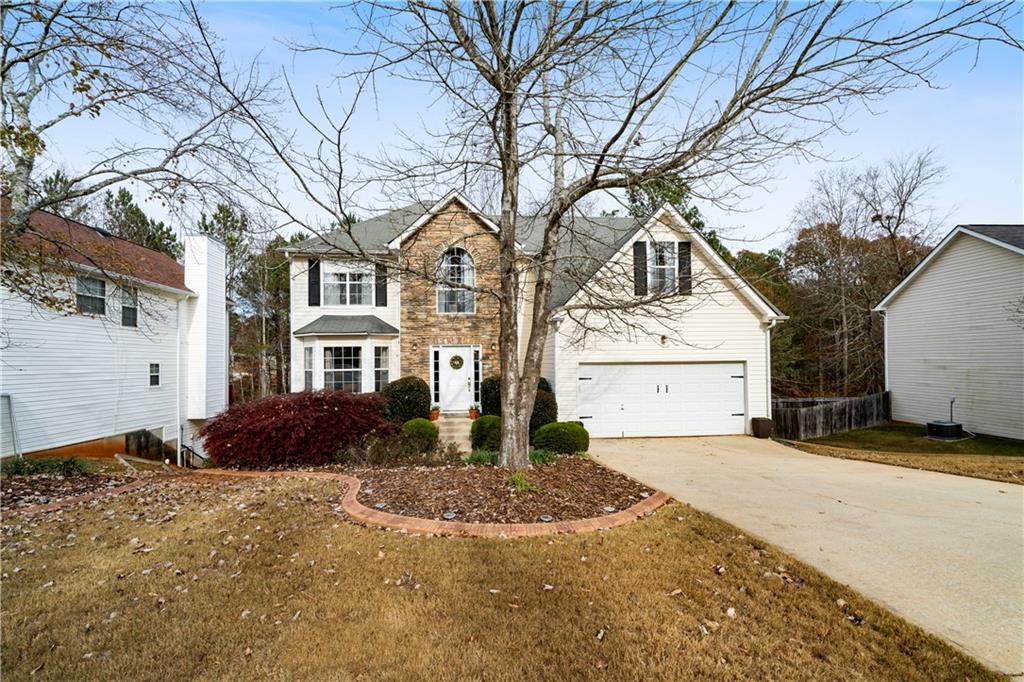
[791,441,1024,485]
[1,476,1002,681]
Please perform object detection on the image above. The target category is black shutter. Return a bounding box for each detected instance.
[375,263,387,307]
[678,241,692,295]
[633,241,648,296]
[308,258,320,306]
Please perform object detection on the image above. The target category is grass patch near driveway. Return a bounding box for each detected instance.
[795,423,1024,484]
[1,476,1001,681]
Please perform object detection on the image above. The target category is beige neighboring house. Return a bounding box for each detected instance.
[874,224,1024,440]
[284,190,786,438]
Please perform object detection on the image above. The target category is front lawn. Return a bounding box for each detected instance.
[794,423,1024,484]
[1,476,998,680]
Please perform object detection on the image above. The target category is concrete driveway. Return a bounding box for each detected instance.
[592,436,1024,675]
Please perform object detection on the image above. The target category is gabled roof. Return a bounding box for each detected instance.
[293,314,399,337]
[874,224,1023,311]
[15,208,191,293]
[284,190,784,319]
[555,204,785,320]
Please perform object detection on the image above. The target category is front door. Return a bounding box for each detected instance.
[438,346,473,411]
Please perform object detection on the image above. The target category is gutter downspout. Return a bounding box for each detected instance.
[765,319,779,420]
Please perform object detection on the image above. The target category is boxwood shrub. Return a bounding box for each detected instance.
[480,375,554,417]
[529,389,558,439]
[532,421,589,455]
[381,376,431,423]
[200,390,397,468]
[471,414,502,451]
[402,418,439,453]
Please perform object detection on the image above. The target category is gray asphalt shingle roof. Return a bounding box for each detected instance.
[960,225,1024,251]
[292,314,399,337]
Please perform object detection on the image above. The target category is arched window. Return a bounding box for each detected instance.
[437,247,475,313]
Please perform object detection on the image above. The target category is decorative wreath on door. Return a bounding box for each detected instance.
[449,354,464,369]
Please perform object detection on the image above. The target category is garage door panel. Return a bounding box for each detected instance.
[578,362,746,438]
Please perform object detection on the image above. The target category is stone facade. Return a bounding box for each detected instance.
[399,203,501,387]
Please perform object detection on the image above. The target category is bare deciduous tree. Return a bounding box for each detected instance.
[207,1,1020,468]
[1,0,268,307]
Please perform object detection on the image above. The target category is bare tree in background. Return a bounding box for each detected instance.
[207,1,1020,468]
[1,0,269,307]
[787,151,944,396]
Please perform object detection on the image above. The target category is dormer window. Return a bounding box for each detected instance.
[437,247,475,314]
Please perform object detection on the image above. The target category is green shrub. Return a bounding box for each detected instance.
[381,376,431,423]
[471,415,502,451]
[528,448,558,466]
[480,375,501,416]
[463,450,498,466]
[529,389,558,440]
[533,422,590,454]
[402,418,439,453]
[0,457,87,477]
[480,375,554,417]
[508,471,538,494]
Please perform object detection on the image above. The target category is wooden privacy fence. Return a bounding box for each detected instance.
[771,392,891,441]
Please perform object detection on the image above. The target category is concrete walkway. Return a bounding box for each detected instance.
[591,436,1024,675]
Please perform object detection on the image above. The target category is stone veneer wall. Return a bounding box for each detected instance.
[399,203,501,384]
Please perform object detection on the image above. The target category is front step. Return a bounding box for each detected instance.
[435,416,473,453]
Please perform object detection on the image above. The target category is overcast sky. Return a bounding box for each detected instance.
[49,3,1024,252]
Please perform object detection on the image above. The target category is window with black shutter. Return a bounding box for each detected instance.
[632,241,648,296]
[677,241,692,295]
[308,258,321,307]
[375,263,388,307]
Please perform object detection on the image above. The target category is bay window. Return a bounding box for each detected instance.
[324,346,361,392]
[374,346,390,392]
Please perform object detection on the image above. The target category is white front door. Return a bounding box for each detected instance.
[577,362,747,437]
[437,346,474,411]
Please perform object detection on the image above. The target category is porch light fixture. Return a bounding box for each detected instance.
[412,342,418,351]
[490,342,496,351]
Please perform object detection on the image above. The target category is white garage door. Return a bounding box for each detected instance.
[577,362,746,438]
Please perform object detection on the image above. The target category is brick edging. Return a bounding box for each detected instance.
[194,468,671,537]
[3,477,170,516]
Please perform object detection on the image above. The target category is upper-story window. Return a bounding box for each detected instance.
[323,263,371,306]
[121,286,138,327]
[437,247,475,314]
[76,276,106,315]
[649,241,677,294]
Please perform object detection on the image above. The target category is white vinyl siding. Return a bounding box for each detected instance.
[553,218,771,433]
[289,257,402,393]
[884,234,1024,440]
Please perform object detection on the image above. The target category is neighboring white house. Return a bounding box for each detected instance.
[285,191,786,438]
[874,224,1024,440]
[0,208,229,462]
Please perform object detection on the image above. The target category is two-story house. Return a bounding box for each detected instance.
[285,191,784,438]
[1,207,228,462]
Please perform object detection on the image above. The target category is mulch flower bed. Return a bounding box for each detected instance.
[347,457,656,524]
[1,471,157,511]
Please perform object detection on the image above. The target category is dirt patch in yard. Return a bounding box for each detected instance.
[787,441,1024,485]
[346,457,656,524]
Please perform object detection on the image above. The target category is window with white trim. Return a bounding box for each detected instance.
[649,241,677,294]
[324,346,361,392]
[76,276,106,315]
[121,287,138,327]
[436,247,475,313]
[374,346,390,392]
[303,347,314,390]
[323,264,370,306]
[149,363,160,387]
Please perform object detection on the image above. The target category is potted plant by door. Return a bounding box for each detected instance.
[430,404,441,421]
[468,404,480,420]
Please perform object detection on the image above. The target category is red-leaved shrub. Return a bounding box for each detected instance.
[200,391,398,469]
